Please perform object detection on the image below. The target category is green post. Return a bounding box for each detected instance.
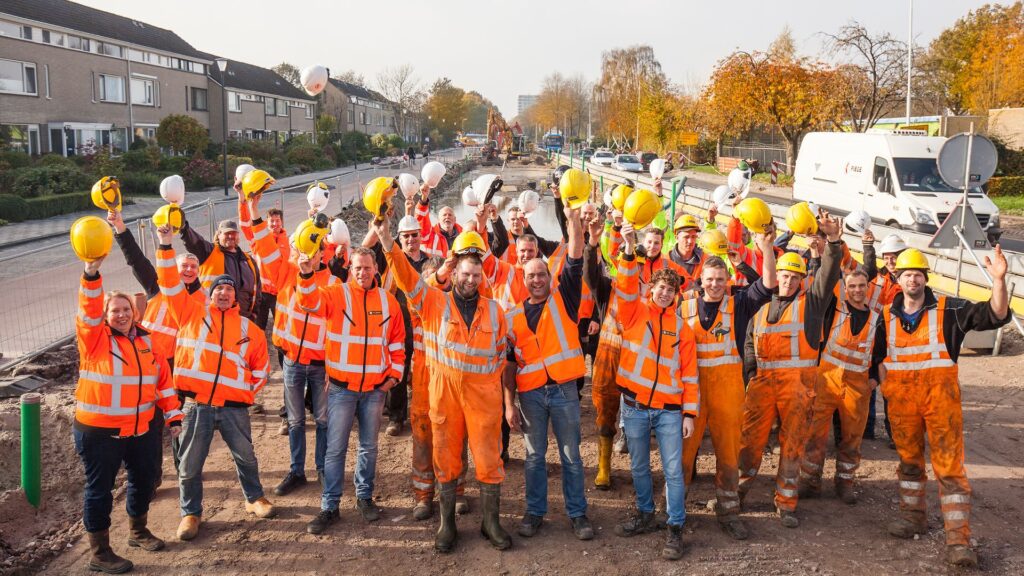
[21,392,41,508]
[582,158,586,173]
[670,180,678,225]
[599,175,604,197]
[569,149,574,169]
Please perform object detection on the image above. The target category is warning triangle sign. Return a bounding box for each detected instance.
[928,202,990,250]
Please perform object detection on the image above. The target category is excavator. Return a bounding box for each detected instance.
[483,108,529,165]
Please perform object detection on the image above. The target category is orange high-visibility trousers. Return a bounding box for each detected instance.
[429,373,504,484]
[738,368,817,512]
[800,373,872,490]
[409,350,465,500]
[883,378,971,546]
[591,313,623,438]
[682,364,745,517]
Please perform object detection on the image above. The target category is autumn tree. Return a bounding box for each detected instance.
[376,64,424,139]
[272,62,301,88]
[595,46,664,147]
[824,21,909,131]
[157,114,208,155]
[530,73,590,140]
[423,78,468,145]
[462,91,498,133]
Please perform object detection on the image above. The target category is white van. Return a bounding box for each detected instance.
[794,132,1001,239]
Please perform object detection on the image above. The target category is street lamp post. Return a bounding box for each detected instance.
[216,58,229,196]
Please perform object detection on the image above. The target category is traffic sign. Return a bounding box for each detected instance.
[679,132,699,146]
[928,202,989,250]
[937,133,998,189]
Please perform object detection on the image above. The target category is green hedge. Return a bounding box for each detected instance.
[987,176,1024,197]
[11,165,92,198]
[0,194,29,222]
[25,192,93,220]
[119,172,163,195]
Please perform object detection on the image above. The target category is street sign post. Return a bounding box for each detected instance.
[679,132,698,146]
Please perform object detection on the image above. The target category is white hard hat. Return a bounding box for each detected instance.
[159,175,185,205]
[234,163,255,183]
[472,174,499,204]
[328,218,350,245]
[397,173,419,199]
[306,181,333,212]
[397,215,420,233]
[712,184,734,209]
[421,161,446,188]
[879,233,907,255]
[649,158,666,179]
[844,210,872,235]
[300,65,328,96]
[518,190,540,216]
[461,186,479,207]
[727,167,750,195]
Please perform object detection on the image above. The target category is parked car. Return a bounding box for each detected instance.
[581,148,595,160]
[638,151,675,173]
[612,154,644,172]
[591,149,615,166]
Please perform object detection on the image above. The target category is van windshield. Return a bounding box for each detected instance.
[893,158,960,192]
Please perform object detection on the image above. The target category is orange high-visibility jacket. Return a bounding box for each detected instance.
[483,252,528,312]
[196,245,261,318]
[156,247,269,406]
[239,201,290,295]
[414,200,462,259]
[820,298,880,384]
[751,296,819,372]
[297,271,405,391]
[680,293,742,370]
[881,298,956,378]
[140,289,207,362]
[507,293,586,393]
[76,274,183,436]
[612,257,699,414]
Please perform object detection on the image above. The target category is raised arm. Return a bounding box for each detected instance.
[109,209,159,298]
[155,226,203,327]
[77,257,108,359]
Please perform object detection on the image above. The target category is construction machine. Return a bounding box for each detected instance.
[485,108,529,164]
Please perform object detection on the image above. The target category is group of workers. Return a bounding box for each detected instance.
[72,162,1011,573]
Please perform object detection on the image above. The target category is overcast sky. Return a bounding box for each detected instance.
[81,0,991,117]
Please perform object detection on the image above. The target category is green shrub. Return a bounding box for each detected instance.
[36,154,77,168]
[119,172,162,196]
[25,192,92,220]
[121,147,162,172]
[0,194,29,222]
[987,176,1024,197]
[0,151,32,170]
[183,156,221,188]
[11,165,91,198]
[227,140,275,163]
[286,144,322,168]
[0,218,8,226]
[160,155,189,173]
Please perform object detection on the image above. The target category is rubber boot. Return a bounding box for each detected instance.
[595,436,613,490]
[127,514,165,551]
[479,482,512,550]
[946,545,979,568]
[435,481,458,553]
[87,530,133,574]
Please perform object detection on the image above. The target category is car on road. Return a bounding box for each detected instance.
[591,149,615,166]
[612,154,644,172]
[581,148,595,160]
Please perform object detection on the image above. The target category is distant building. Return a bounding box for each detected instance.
[207,58,315,145]
[320,78,420,143]
[518,95,538,117]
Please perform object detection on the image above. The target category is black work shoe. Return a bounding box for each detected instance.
[571,516,594,541]
[357,498,381,522]
[273,472,307,496]
[718,516,750,540]
[778,508,799,528]
[518,514,543,538]
[306,509,339,535]
[662,524,687,560]
[386,420,404,436]
[615,510,658,537]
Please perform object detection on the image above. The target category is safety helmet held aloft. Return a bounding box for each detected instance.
[559,168,592,210]
[551,165,571,186]
[895,248,929,272]
[735,197,774,233]
[91,177,121,212]
[673,213,700,232]
[328,218,350,245]
[727,166,751,196]
[518,189,540,216]
[421,161,446,188]
[241,169,275,199]
[363,177,399,222]
[712,184,735,209]
[698,229,729,256]
[461,186,480,207]
[70,215,114,262]
[879,233,908,255]
[159,175,185,205]
[844,209,872,235]
[785,202,818,235]
[397,173,420,199]
[152,204,184,233]
[234,163,255,184]
[623,188,660,229]
[451,230,487,256]
[776,251,807,275]
[397,215,420,234]
[293,212,331,259]
[300,64,328,96]
[306,181,333,212]
[610,183,634,211]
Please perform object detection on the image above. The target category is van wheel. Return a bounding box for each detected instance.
[886,220,903,230]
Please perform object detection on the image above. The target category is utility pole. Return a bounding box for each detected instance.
[905,0,913,125]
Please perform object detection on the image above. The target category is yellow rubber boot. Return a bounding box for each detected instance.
[595,436,613,490]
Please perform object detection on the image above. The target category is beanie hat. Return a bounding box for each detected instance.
[208,274,236,295]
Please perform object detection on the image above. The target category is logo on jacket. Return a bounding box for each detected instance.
[711,322,731,340]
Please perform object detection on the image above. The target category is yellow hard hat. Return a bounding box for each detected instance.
[895,248,929,272]
[241,169,275,199]
[559,168,592,209]
[451,230,487,256]
[363,177,399,222]
[623,188,660,229]
[673,213,700,232]
[70,215,113,262]
[785,202,818,235]
[610,183,633,211]
[698,229,729,256]
[776,251,807,275]
[91,176,121,212]
[735,197,773,233]
[152,204,184,233]
[292,213,331,259]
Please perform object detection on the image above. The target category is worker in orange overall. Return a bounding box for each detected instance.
[737,211,844,528]
[877,246,1010,568]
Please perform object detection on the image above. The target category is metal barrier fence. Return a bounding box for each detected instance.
[720,144,788,169]
[0,149,465,371]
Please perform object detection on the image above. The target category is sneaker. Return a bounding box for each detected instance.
[662,524,686,560]
[613,435,628,455]
[778,508,799,528]
[615,510,658,537]
[571,516,594,541]
[386,420,404,436]
[357,498,381,522]
[518,513,543,537]
[277,421,289,436]
[306,509,339,535]
[273,472,307,496]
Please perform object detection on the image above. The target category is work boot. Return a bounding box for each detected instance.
[87,530,133,574]
[835,482,857,505]
[435,481,458,553]
[306,508,340,535]
[412,499,433,521]
[887,517,927,539]
[571,516,595,541]
[797,479,821,499]
[615,510,658,537]
[946,544,979,568]
[455,494,470,515]
[518,514,543,538]
[176,515,201,541]
[595,436,613,490]
[127,514,165,551]
[249,402,264,415]
[245,496,276,518]
[357,498,381,522]
[718,515,750,540]
[274,472,307,496]
[662,524,686,561]
[386,420,404,436]
[613,434,628,455]
[479,482,512,550]
[778,508,799,528]
[277,421,288,436]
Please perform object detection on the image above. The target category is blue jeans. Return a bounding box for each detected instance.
[321,385,385,511]
[283,358,328,476]
[621,397,686,527]
[177,401,265,517]
[74,425,162,532]
[519,382,587,519]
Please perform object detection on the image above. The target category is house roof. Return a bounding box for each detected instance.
[0,0,209,60]
[208,59,313,102]
[328,78,391,104]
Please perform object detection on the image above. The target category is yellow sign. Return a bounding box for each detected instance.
[679,132,699,146]
[900,124,931,133]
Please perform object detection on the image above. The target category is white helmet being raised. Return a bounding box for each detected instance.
[306,181,333,212]
[879,233,908,255]
[712,184,734,209]
[844,210,872,235]
[234,163,255,184]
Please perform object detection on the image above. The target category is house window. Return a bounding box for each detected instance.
[42,31,64,46]
[191,87,208,111]
[97,42,122,58]
[0,21,19,37]
[99,74,125,103]
[360,111,367,125]
[131,77,155,105]
[305,103,313,119]
[348,110,355,124]
[277,99,288,116]
[228,91,242,112]
[68,35,90,52]
[0,59,37,95]
[1,124,40,155]
[20,25,32,40]
[265,97,275,115]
